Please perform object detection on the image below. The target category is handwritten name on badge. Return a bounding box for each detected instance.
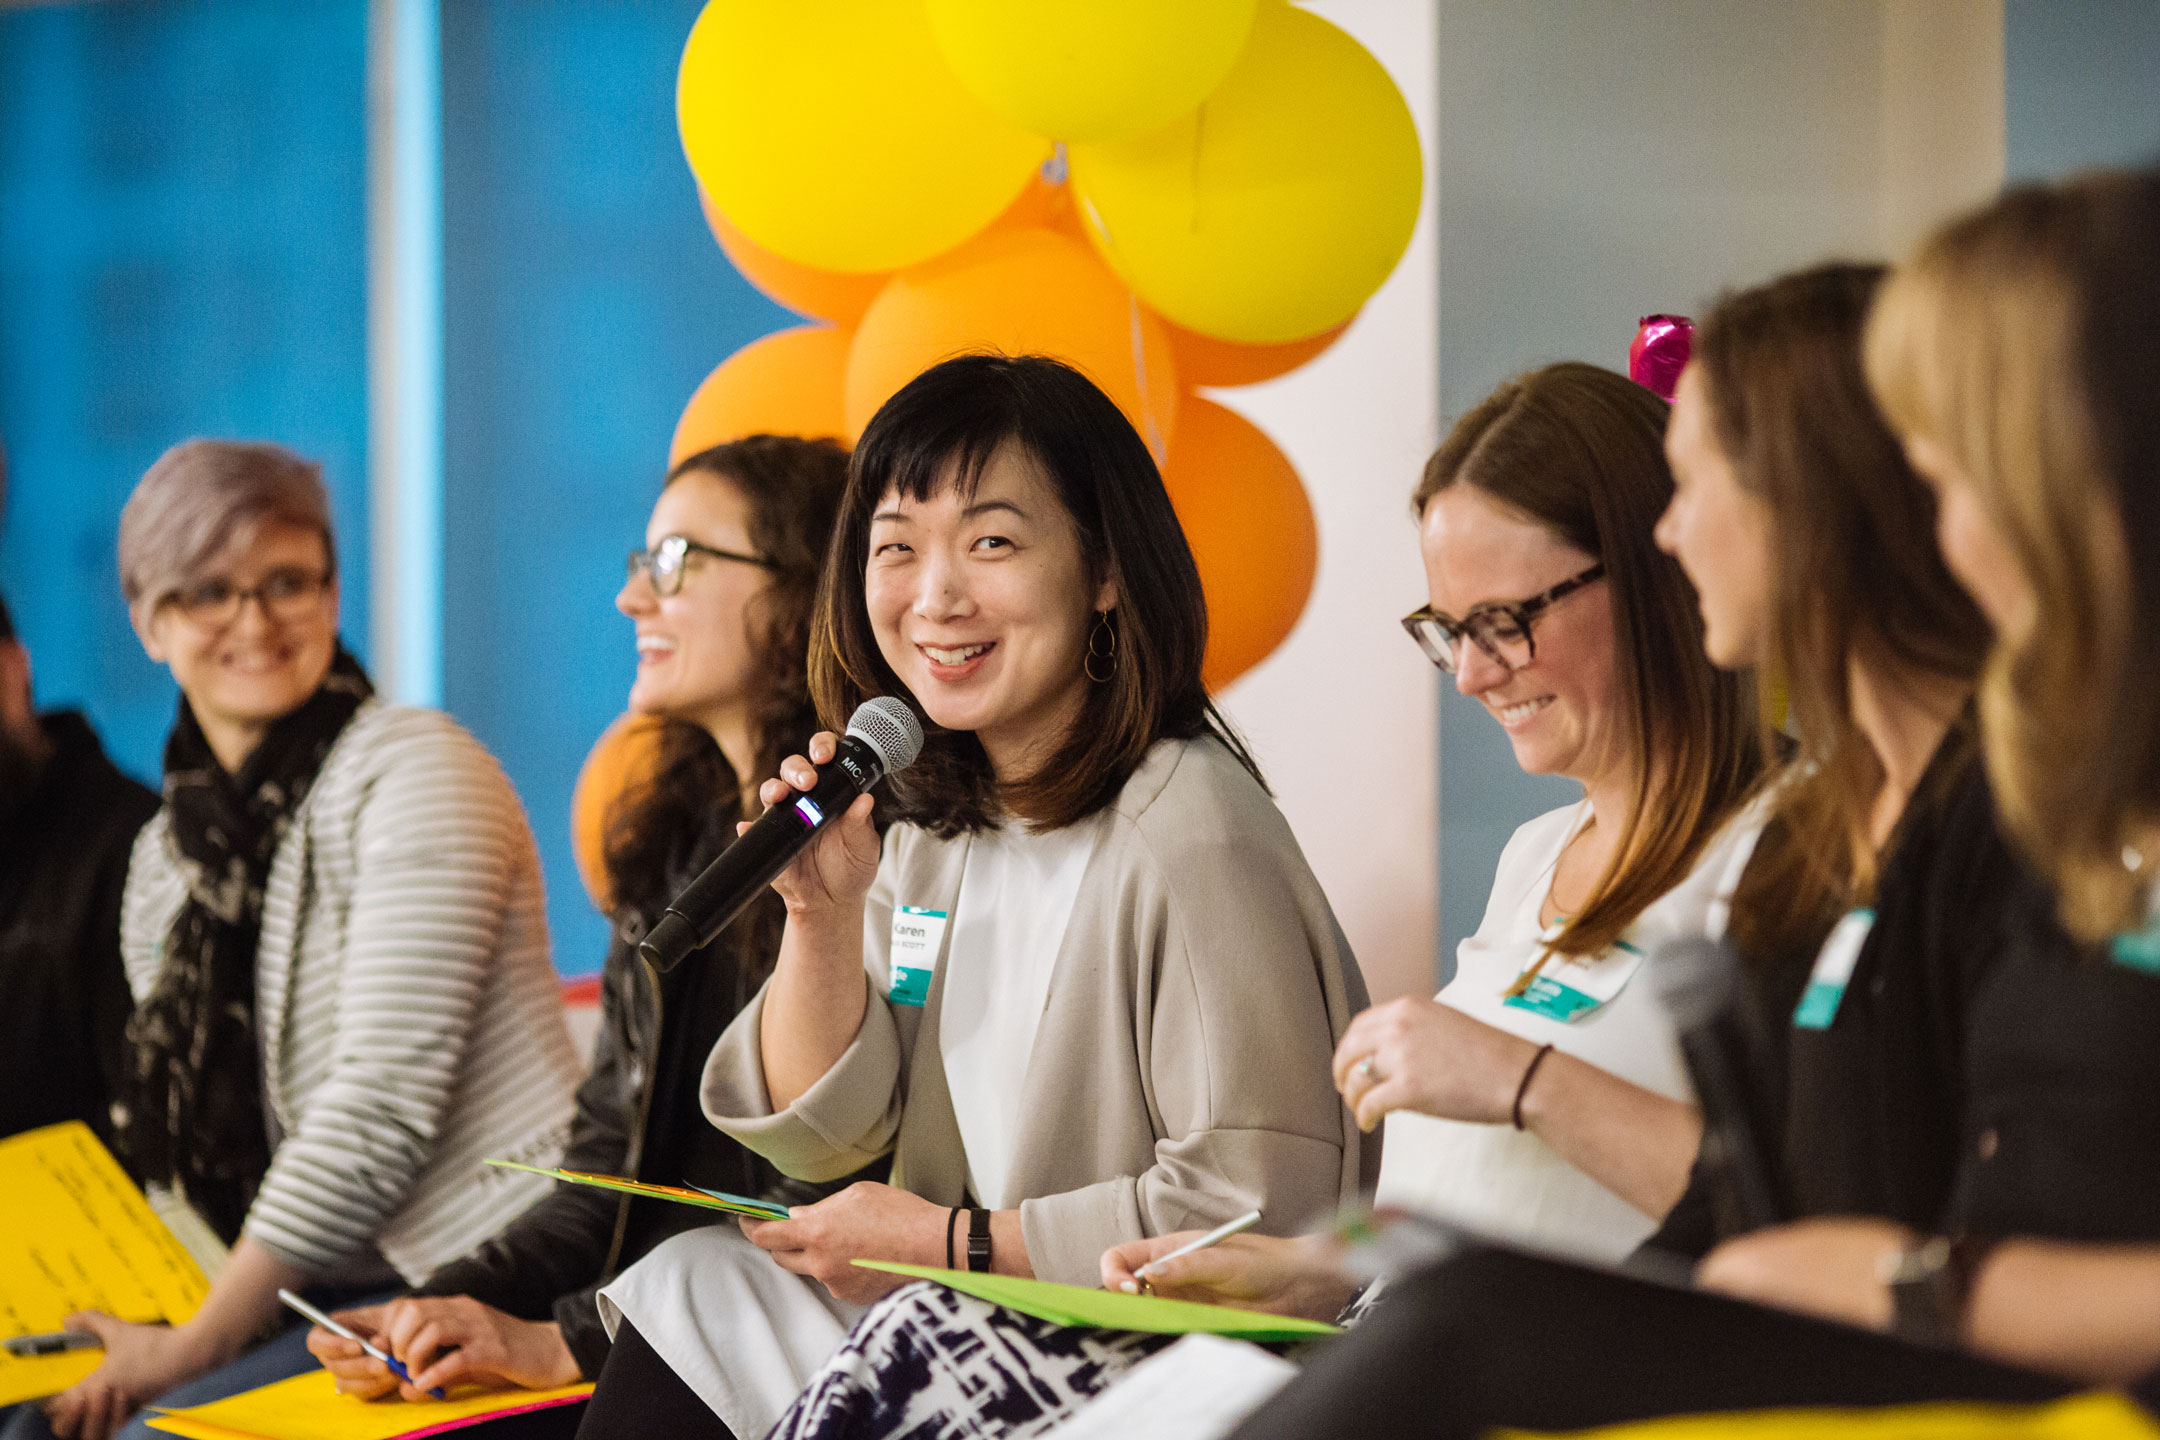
[1505,940,1646,1023]
[888,905,948,1006]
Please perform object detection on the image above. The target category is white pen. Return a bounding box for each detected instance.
[1134,1208,1265,1282]
[277,1288,447,1400]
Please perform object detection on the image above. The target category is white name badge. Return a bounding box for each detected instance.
[1794,907,1875,1030]
[1504,938,1647,1023]
[887,905,948,1007]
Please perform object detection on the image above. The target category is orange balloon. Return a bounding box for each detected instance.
[1165,315,1353,388]
[843,228,1179,457]
[702,193,889,326]
[987,173,1088,242]
[1161,396,1317,690]
[570,713,669,910]
[670,325,852,467]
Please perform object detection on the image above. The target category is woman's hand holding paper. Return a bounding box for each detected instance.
[740,1181,1019,1305]
[1099,1232,1358,1322]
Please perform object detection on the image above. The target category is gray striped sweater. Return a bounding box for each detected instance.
[120,701,580,1283]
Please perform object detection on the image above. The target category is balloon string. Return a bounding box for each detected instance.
[1189,104,1207,235]
[1129,291,1167,467]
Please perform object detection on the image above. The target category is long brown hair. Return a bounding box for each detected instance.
[1866,168,2160,942]
[603,436,850,945]
[811,354,1260,836]
[1700,264,1992,957]
[1417,362,1762,958]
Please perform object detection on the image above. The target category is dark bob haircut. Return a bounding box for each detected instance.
[810,353,1261,835]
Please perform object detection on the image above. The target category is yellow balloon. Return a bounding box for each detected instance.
[1069,2,1422,345]
[925,0,1259,143]
[678,0,1051,274]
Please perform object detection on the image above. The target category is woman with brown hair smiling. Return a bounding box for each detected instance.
[573,354,1373,1440]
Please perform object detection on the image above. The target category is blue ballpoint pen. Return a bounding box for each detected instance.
[276,1289,448,1400]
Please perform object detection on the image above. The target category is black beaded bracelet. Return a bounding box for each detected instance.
[1512,1042,1556,1131]
[946,1206,962,1270]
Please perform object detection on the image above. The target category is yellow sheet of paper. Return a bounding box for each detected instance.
[0,1122,209,1407]
[853,1263,1340,1342]
[1493,1390,2160,1440]
[146,1369,594,1440]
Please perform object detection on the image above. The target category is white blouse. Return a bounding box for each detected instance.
[938,815,1108,1209]
[1374,798,1768,1262]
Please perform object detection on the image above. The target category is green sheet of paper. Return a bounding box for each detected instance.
[483,1160,789,1220]
[853,1263,1340,1342]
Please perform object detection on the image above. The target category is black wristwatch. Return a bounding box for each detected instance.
[1880,1234,1995,1348]
[967,1207,993,1273]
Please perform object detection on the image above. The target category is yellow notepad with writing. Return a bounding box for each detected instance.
[0,1122,209,1407]
[853,1262,1340,1342]
[146,1368,594,1440]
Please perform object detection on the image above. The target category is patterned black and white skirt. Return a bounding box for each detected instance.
[766,1282,1181,1440]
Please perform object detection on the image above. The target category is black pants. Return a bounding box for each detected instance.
[1229,1247,2077,1440]
[575,1320,737,1440]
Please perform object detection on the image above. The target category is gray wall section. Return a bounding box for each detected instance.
[1433,0,1900,976]
[2004,0,2160,182]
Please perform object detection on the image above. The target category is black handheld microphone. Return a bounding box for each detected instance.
[638,697,924,973]
[1649,936,1783,1236]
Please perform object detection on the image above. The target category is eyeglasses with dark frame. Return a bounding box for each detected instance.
[626,534,777,597]
[163,567,333,630]
[1400,563,1607,675]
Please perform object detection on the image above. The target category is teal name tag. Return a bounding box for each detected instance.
[2109,927,2160,976]
[1504,939,1645,1024]
[1794,907,1875,1029]
[887,905,947,1007]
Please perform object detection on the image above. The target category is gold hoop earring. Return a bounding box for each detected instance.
[1085,610,1117,683]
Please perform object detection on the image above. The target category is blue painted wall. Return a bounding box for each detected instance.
[439,1,794,974]
[0,0,370,784]
[2005,0,2160,182]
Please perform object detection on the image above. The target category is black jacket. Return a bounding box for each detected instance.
[1650,731,2019,1255]
[414,892,866,1376]
[1653,733,2160,1256]
[0,711,158,1149]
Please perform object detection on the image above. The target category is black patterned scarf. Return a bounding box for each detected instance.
[118,646,373,1243]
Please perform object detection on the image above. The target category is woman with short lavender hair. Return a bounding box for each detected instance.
[23,440,578,1440]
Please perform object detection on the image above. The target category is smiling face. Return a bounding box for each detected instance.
[865,442,1113,782]
[1655,365,1776,669]
[138,519,339,764]
[1420,484,1625,786]
[618,469,773,734]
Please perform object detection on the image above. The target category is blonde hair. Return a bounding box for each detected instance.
[1864,168,2160,941]
[118,439,335,630]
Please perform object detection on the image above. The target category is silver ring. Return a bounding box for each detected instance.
[1356,1058,1377,1081]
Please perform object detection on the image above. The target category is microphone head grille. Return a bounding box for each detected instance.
[846,696,925,774]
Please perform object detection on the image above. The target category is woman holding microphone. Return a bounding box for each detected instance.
[769,360,1771,1440]
[576,355,1373,1440]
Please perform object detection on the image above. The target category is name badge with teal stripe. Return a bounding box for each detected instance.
[887,905,947,1007]
[1505,937,1646,1023]
[1794,907,1875,1029]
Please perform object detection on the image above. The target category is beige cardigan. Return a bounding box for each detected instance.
[703,735,1377,1284]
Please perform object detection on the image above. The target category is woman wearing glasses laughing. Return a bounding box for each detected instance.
[302,436,874,1410]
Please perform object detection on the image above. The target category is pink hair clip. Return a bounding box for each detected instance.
[1629,314,1694,402]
